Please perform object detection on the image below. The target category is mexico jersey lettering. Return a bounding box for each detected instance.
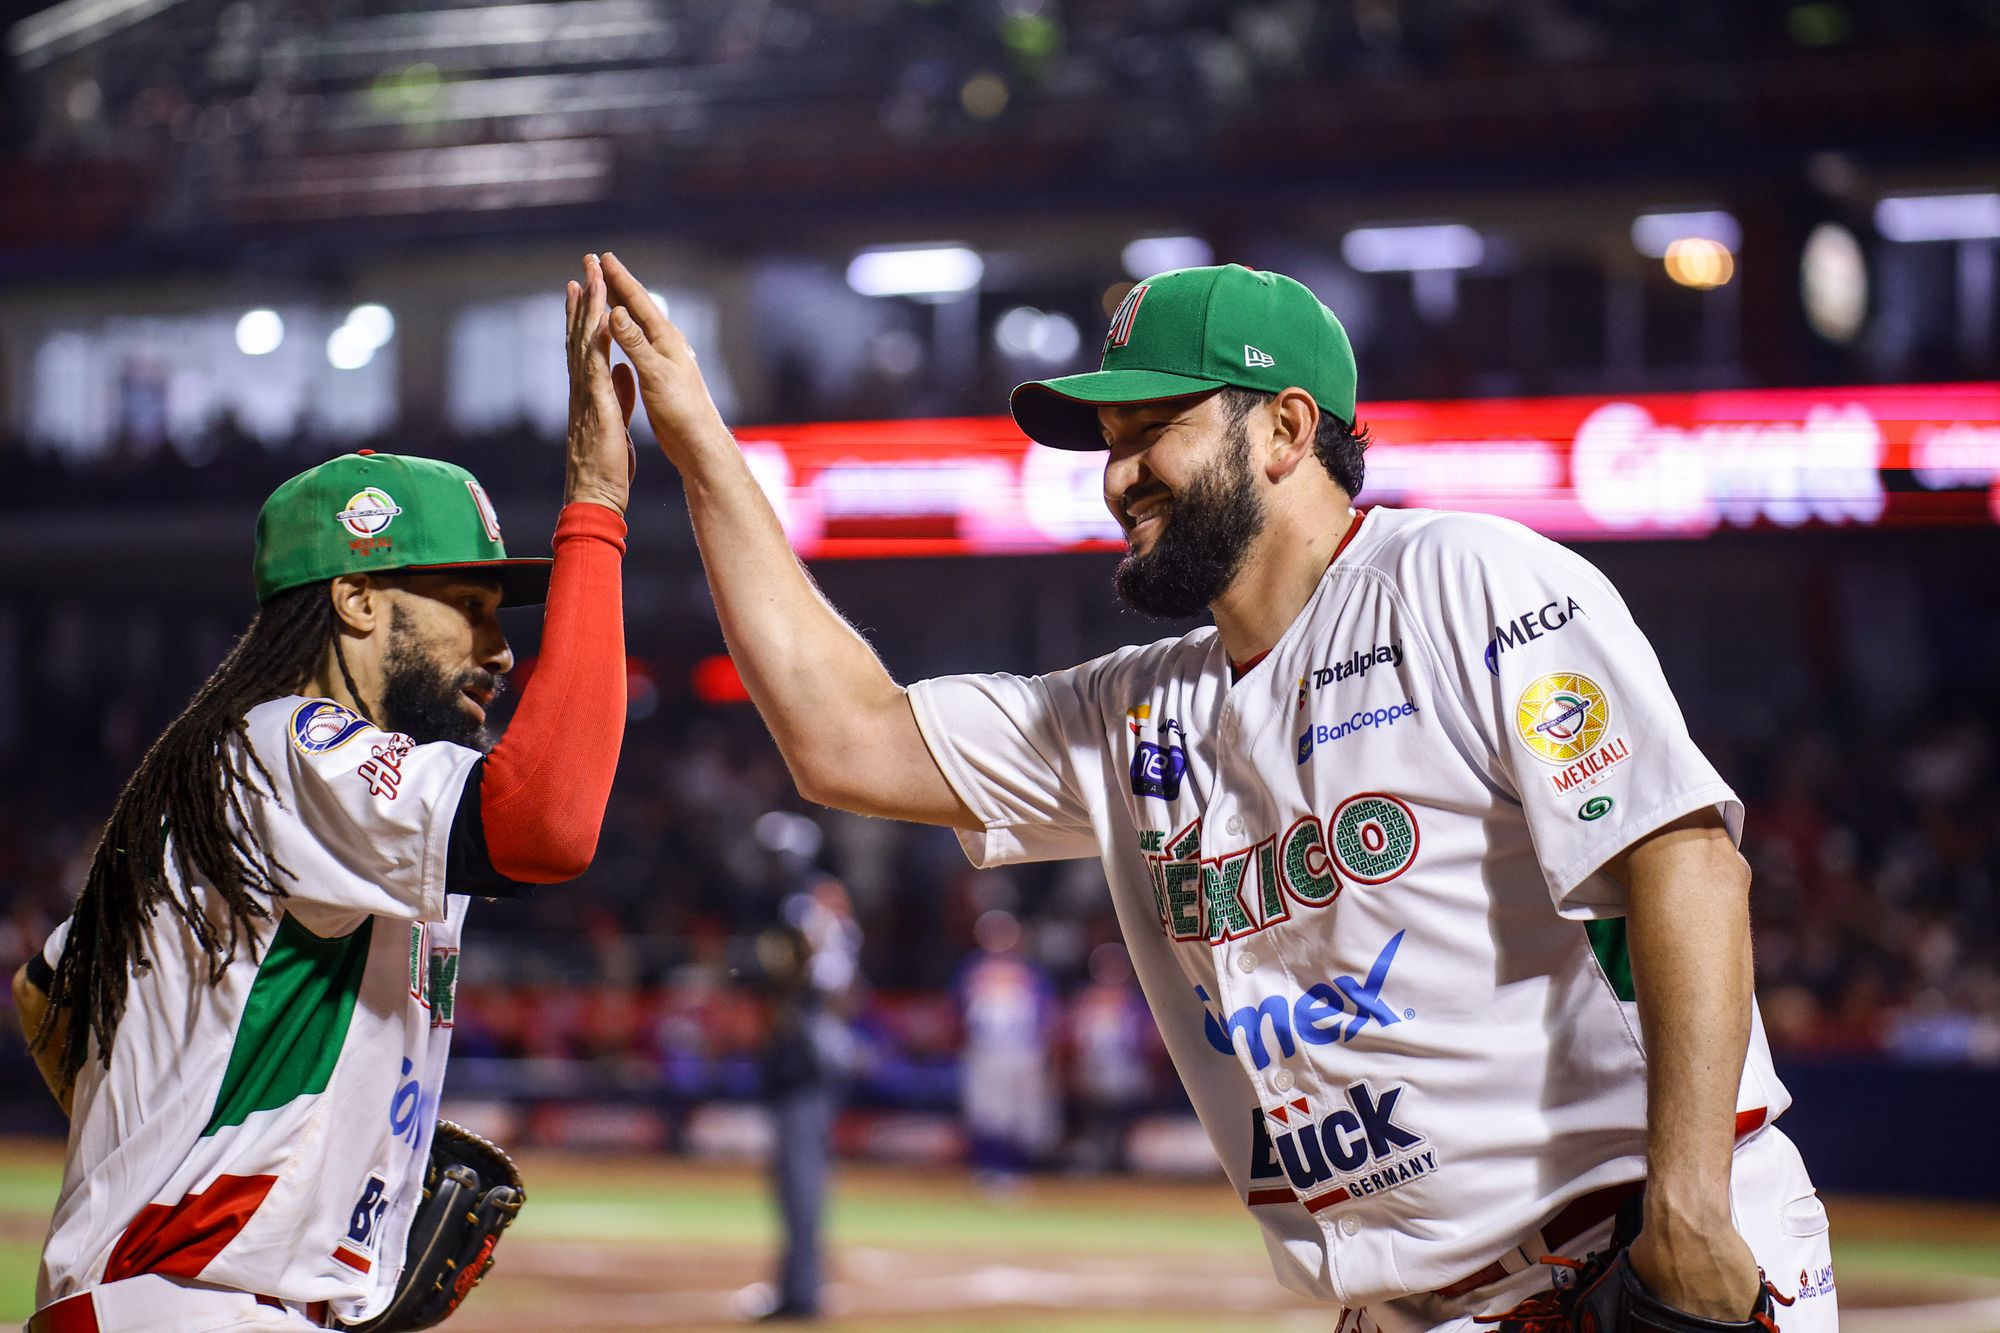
[907,507,1790,1307]
[36,696,482,1325]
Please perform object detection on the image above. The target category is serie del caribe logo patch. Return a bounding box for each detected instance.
[1514,671,1632,795]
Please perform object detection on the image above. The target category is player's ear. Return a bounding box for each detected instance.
[327,574,381,635]
[1265,387,1319,483]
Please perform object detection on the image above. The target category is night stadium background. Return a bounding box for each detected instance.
[2,0,1998,1327]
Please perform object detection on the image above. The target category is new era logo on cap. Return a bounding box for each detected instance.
[1244,345,1274,368]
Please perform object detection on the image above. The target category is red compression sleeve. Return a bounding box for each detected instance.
[480,502,627,882]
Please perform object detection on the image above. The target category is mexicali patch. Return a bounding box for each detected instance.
[1515,672,1633,794]
[291,700,373,755]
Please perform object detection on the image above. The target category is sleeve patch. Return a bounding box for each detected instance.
[290,700,373,755]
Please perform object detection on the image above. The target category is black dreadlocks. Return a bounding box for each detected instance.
[37,580,359,1087]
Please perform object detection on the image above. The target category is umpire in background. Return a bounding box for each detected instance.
[736,814,862,1323]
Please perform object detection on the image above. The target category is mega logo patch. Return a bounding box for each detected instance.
[1246,1082,1436,1212]
[1484,598,1585,675]
[290,700,372,755]
[1196,931,1409,1069]
[1515,672,1633,794]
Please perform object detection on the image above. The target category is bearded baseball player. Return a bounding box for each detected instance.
[596,255,1834,1331]
[10,257,635,1332]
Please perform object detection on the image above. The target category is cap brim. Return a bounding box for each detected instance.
[400,558,555,608]
[1010,369,1228,450]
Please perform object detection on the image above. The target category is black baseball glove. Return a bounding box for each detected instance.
[341,1121,526,1332]
[1479,1252,1795,1333]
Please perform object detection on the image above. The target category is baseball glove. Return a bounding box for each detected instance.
[1477,1252,1795,1333]
[341,1121,526,1332]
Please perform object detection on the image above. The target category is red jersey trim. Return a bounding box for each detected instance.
[104,1173,278,1283]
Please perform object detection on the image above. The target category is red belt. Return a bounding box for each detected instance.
[1432,1178,1643,1298]
[1432,1106,1770,1300]
[29,1290,331,1332]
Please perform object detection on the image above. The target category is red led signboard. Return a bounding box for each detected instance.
[734,383,2000,559]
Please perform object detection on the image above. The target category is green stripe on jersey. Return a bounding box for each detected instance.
[1586,918,1636,1003]
[203,914,374,1137]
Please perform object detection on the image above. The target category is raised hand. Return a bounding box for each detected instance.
[563,254,638,514]
[598,252,733,471]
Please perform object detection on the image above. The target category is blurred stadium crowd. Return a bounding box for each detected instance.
[2,494,1994,1160]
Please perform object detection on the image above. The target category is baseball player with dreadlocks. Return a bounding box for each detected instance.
[10,257,634,1332]
[596,255,1835,1333]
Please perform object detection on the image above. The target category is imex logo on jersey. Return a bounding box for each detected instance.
[1246,1082,1436,1212]
[1483,597,1585,675]
[290,699,372,756]
[1195,930,1410,1069]
[389,1056,433,1150]
[1138,793,1420,943]
[1514,671,1633,795]
[409,922,460,1029]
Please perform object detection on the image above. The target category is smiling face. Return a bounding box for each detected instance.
[1100,391,1268,619]
[372,574,513,750]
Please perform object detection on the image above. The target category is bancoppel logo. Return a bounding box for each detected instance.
[1246,1082,1435,1212]
[1196,931,1409,1069]
[1484,598,1584,675]
[1244,345,1275,368]
[1297,701,1419,765]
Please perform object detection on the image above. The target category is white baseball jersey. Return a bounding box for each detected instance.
[908,506,1789,1306]
[37,696,481,1323]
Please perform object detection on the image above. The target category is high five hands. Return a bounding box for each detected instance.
[563,253,639,515]
[596,253,736,472]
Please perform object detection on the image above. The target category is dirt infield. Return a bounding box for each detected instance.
[455,1156,2000,1333]
[3,1143,1997,1332]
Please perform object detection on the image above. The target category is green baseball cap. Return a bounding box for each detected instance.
[1010,263,1357,450]
[253,451,552,606]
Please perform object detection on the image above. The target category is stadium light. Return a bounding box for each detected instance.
[1341,224,1483,273]
[1663,238,1734,290]
[1631,209,1741,259]
[327,323,377,370]
[846,246,985,298]
[1874,192,2000,242]
[993,307,1081,363]
[345,303,396,349]
[234,310,284,356]
[1121,235,1214,280]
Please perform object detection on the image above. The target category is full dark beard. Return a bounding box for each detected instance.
[1113,423,1266,619]
[377,608,501,750]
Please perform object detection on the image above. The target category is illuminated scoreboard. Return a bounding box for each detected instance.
[736,383,2000,559]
